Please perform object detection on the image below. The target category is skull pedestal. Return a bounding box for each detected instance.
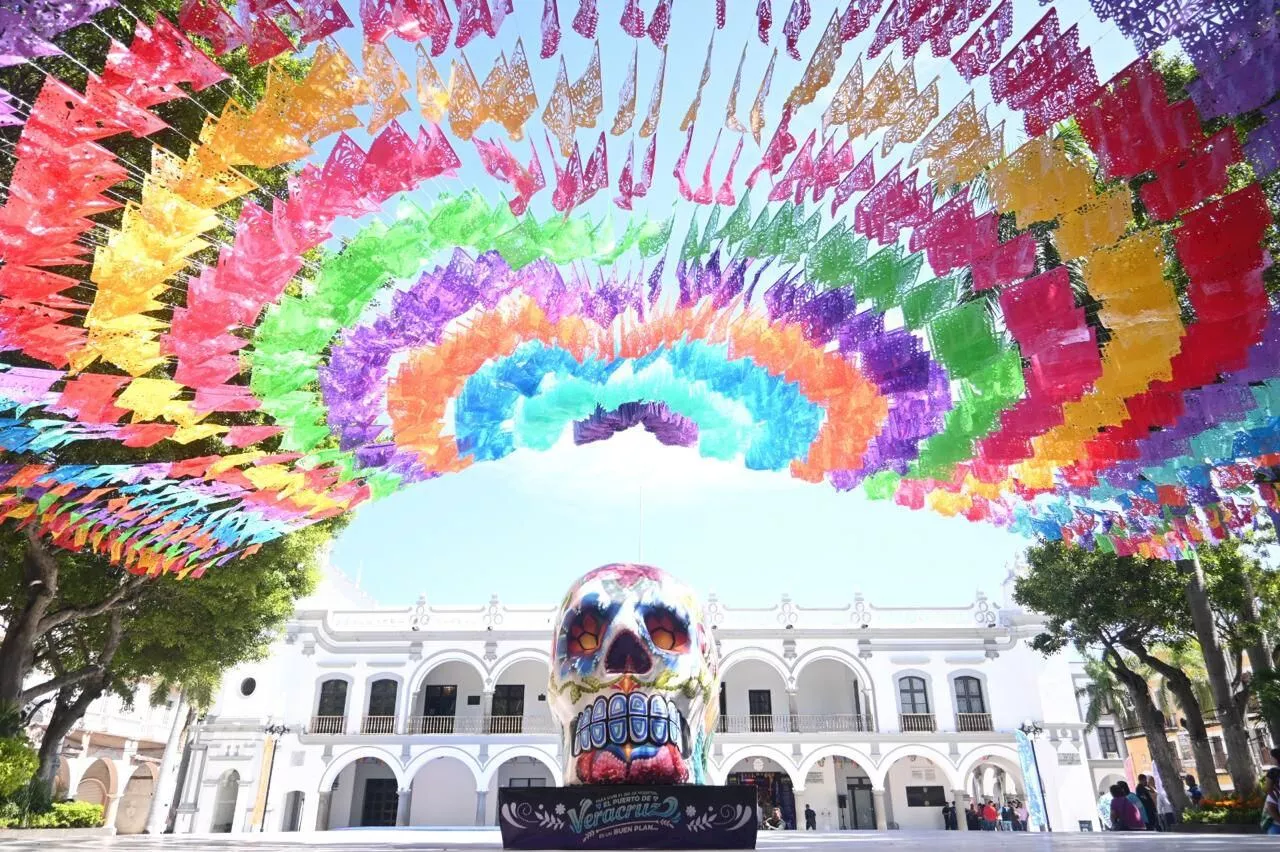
[548,563,720,785]
[499,564,755,850]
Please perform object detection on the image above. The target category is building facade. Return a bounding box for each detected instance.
[27,679,184,834]
[176,569,1109,834]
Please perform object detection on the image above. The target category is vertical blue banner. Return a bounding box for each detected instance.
[1015,729,1049,831]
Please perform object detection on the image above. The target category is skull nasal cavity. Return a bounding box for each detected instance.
[604,630,653,674]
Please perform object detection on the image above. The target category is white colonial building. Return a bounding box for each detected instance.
[173,567,1114,834]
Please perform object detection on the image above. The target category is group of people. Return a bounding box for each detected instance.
[941,799,1029,830]
[1105,774,1164,831]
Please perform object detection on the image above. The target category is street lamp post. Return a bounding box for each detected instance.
[260,723,290,832]
[1018,720,1052,832]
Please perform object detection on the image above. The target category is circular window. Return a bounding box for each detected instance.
[240,677,257,697]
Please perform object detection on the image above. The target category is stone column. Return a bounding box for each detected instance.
[953,790,970,831]
[872,790,887,830]
[103,793,123,833]
[396,789,412,827]
[315,791,332,831]
[474,790,489,826]
[786,689,800,733]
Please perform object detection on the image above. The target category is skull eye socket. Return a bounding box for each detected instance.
[566,609,607,656]
[644,606,690,653]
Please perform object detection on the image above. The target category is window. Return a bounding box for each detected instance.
[905,786,947,807]
[239,677,256,697]
[423,685,457,717]
[493,684,526,717]
[316,679,348,717]
[367,679,398,717]
[898,676,930,714]
[1098,726,1119,757]
[748,689,773,732]
[506,778,549,787]
[953,676,986,714]
[491,684,526,732]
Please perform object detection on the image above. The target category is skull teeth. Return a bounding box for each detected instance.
[571,693,684,756]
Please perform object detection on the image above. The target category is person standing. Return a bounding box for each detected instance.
[1135,775,1158,831]
[1263,767,1280,835]
[1109,784,1145,831]
[1184,774,1203,807]
[804,804,816,831]
[1015,800,1029,831]
[981,800,998,831]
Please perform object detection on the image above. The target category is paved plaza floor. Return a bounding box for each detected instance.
[0,829,1269,850]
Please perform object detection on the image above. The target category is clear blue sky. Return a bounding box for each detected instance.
[320,1,1141,605]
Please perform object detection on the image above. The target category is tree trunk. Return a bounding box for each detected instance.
[0,532,59,709]
[35,683,105,794]
[1178,557,1260,795]
[1126,645,1224,799]
[1239,575,1280,745]
[1106,648,1190,812]
[164,705,198,834]
[31,612,124,796]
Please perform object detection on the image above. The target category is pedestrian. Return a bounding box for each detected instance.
[982,800,998,831]
[804,804,816,831]
[940,801,951,830]
[1184,773,1203,807]
[966,803,980,831]
[1109,784,1145,831]
[1262,767,1280,835]
[1015,799,1029,831]
[1135,774,1158,831]
[1000,801,1014,831]
[1118,781,1148,829]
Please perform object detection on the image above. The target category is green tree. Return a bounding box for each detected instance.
[1076,655,1135,731]
[25,520,332,794]
[1014,541,1201,807]
[0,0,317,711]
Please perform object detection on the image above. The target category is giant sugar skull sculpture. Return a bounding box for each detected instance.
[549,564,719,785]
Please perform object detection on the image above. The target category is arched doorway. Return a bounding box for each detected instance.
[327,756,401,829]
[74,759,114,808]
[115,764,156,834]
[410,660,485,734]
[718,657,790,734]
[794,658,869,732]
[482,751,561,825]
[880,750,959,831]
[796,748,878,831]
[407,755,480,825]
[210,770,241,833]
[491,658,554,734]
[723,753,798,830]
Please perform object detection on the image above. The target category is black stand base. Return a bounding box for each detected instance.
[498,784,758,850]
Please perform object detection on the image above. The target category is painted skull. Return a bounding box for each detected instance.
[548,564,719,785]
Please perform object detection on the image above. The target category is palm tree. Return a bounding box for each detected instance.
[1077,656,1135,731]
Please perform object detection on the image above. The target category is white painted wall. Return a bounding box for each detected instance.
[884,759,947,830]
[795,661,860,716]
[410,758,478,826]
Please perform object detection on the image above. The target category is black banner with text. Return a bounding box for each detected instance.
[498,785,758,850]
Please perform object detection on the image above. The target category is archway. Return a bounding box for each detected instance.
[793,658,869,733]
[795,746,878,830]
[718,656,790,734]
[114,764,156,834]
[482,751,560,825]
[879,748,960,831]
[407,755,481,826]
[720,750,801,830]
[74,758,115,808]
[409,658,486,734]
[210,770,241,833]
[326,755,402,829]
[491,658,553,734]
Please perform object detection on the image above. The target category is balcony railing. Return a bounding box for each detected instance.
[398,715,561,736]
[310,715,347,735]
[407,715,456,735]
[955,712,993,732]
[716,714,876,734]
[361,715,396,734]
[899,713,937,733]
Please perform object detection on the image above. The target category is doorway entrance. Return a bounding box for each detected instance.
[838,782,876,829]
[360,778,398,827]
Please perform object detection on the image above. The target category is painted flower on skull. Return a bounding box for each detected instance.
[548,564,719,785]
